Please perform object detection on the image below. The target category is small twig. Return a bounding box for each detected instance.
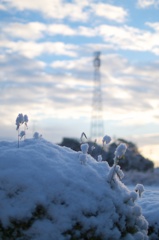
[80,132,87,144]
[18,129,19,148]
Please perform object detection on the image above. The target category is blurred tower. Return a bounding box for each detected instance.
[90,51,104,141]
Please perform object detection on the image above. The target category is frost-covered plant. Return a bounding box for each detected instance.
[33,132,42,139]
[107,143,127,183]
[135,184,144,197]
[19,130,26,140]
[15,113,29,148]
[114,143,127,161]
[79,143,89,164]
[97,154,102,162]
[16,113,24,131]
[115,165,124,180]
[90,138,97,153]
[102,135,111,145]
[80,132,87,144]
[81,143,89,154]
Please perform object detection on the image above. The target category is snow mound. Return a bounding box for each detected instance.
[0,138,148,240]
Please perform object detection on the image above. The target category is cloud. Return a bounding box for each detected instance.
[2,0,129,23]
[3,0,89,21]
[0,40,78,58]
[146,22,159,32]
[137,0,159,8]
[1,50,159,151]
[2,22,46,40]
[51,57,92,71]
[1,22,97,40]
[0,4,7,10]
[47,24,76,36]
[98,24,159,55]
[49,53,159,126]
[91,3,128,23]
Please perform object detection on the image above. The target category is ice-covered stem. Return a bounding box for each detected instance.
[90,139,97,154]
[135,184,144,197]
[79,143,89,165]
[107,143,127,183]
[33,132,42,139]
[80,132,87,144]
[114,143,127,160]
[15,113,29,147]
[16,113,24,148]
[23,115,29,139]
[115,165,124,180]
[102,135,111,146]
[81,143,89,154]
[23,115,29,129]
[97,155,102,162]
[19,130,25,139]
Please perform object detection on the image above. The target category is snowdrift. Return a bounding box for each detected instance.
[0,138,148,240]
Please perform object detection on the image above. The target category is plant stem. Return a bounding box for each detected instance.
[18,129,19,148]
[108,164,117,183]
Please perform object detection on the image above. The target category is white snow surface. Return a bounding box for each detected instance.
[0,138,154,240]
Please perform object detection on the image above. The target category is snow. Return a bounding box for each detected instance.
[135,184,145,197]
[114,143,127,159]
[102,135,111,145]
[0,138,158,239]
[135,187,159,240]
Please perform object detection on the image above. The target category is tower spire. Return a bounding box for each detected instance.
[90,51,104,141]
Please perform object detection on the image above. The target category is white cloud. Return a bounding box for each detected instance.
[98,24,159,55]
[0,40,78,58]
[3,0,89,21]
[2,0,129,23]
[1,22,97,41]
[0,4,7,10]
[78,26,96,37]
[146,22,159,32]
[137,0,159,8]
[2,22,46,40]
[51,57,92,71]
[47,24,76,36]
[1,52,159,153]
[91,3,128,23]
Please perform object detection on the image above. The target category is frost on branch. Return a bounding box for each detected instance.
[102,135,111,145]
[15,113,29,148]
[19,130,25,139]
[16,113,24,130]
[114,143,127,161]
[97,154,102,162]
[116,165,124,180]
[79,143,89,164]
[23,114,29,128]
[135,184,145,197]
[80,132,87,144]
[81,143,89,154]
[33,132,42,139]
[107,143,127,183]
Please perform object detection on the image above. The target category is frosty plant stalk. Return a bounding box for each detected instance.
[107,143,127,183]
[15,113,29,148]
[80,132,87,144]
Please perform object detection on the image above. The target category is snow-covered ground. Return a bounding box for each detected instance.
[0,137,158,239]
[123,170,159,186]
[123,169,159,239]
[126,185,159,240]
[137,187,159,240]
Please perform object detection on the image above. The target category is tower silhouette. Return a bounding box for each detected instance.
[90,51,104,141]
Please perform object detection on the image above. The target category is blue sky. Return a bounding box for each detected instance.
[1,0,159,165]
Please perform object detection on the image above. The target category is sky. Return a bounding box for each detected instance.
[1,0,159,166]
